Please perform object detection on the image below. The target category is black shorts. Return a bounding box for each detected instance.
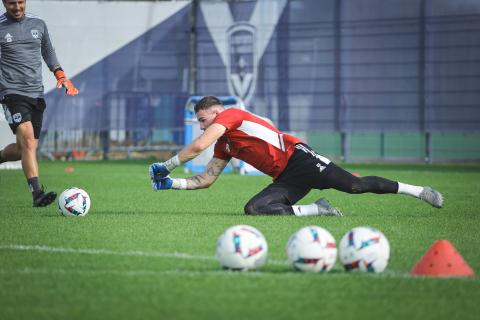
[1,94,46,139]
[245,144,338,211]
[276,143,338,190]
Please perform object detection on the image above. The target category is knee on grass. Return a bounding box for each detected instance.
[244,201,264,215]
[244,201,293,216]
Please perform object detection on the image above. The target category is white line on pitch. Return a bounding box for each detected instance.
[0,267,270,278]
[1,244,477,281]
[0,243,288,265]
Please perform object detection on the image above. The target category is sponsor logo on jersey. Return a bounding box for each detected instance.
[31,29,39,39]
[5,33,12,42]
[13,113,22,123]
[225,143,231,153]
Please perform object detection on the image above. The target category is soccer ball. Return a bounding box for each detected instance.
[58,187,91,217]
[339,226,390,273]
[286,226,337,272]
[216,225,268,271]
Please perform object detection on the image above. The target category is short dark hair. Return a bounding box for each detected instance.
[194,96,223,113]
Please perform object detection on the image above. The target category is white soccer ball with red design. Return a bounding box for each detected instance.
[58,187,91,217]
[339,226,390,273]
[216,225,268,270]
[286,226,337,272]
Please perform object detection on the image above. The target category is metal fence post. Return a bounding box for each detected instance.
[189,0,198,96]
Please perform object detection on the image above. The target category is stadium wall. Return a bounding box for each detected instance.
[25,0,480,162]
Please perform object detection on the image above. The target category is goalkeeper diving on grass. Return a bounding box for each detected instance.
[149,96,443,216]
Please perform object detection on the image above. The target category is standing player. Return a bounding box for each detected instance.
[0,0,78,207]
[149,96,443,216]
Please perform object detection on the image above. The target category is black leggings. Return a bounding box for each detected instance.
[322,164,399,195]
[244,165,398,215]
[244,145,398,215]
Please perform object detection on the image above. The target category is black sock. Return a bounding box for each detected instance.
[28,177,42,198]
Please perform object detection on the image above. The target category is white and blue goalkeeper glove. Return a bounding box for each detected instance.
[149,162,170,180]
[152,176,173,191]
[149,157,186,191]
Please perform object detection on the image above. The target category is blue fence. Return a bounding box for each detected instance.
[39,0,480,161]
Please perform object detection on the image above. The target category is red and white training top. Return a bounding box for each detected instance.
[212,108,303,180]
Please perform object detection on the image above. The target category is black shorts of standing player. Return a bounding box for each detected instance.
[244,143,399,215]
[1,94,46,139]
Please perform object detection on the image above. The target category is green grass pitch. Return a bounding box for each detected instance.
[1,160,479,320]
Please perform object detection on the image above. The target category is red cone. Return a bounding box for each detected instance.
[410,240,474,277]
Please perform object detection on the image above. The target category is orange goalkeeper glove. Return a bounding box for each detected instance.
[54,68,79,96]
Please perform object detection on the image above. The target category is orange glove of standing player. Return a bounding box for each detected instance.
[54,68,79,96]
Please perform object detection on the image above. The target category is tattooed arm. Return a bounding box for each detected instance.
[185,157,229,190]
